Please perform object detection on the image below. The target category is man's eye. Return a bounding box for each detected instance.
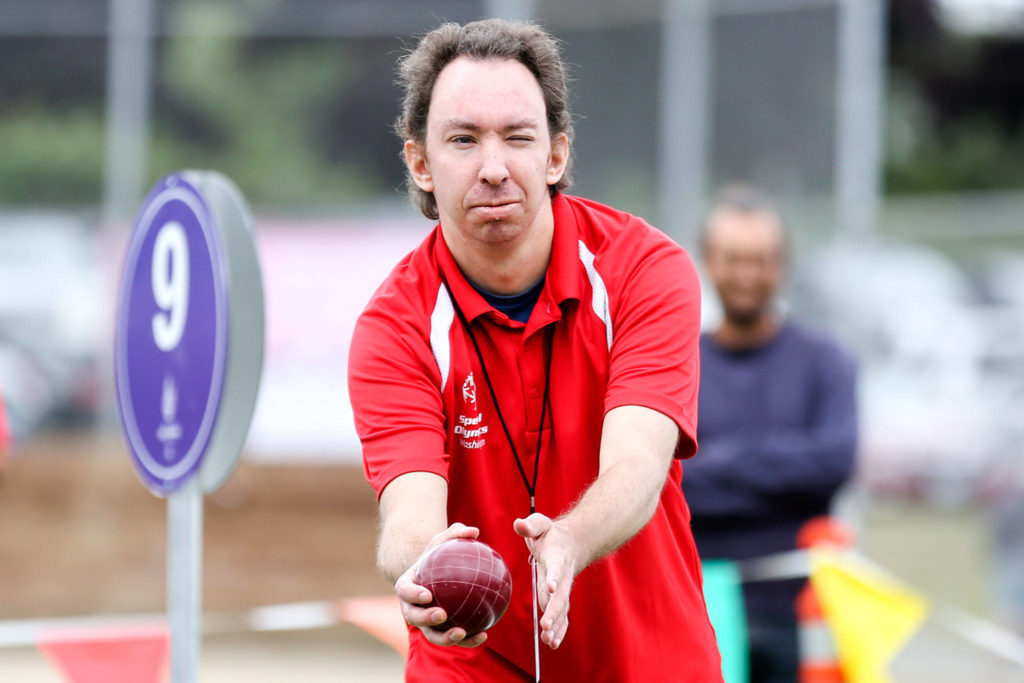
[451,135,474,145]
[509,136,533,144]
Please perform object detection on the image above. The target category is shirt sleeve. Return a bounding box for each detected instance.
[347,301,450,499]
[683,341,858,516]
[603,231,702,458]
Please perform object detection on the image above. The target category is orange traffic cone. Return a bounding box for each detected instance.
[796,582,844,682]
[795,517,854,683]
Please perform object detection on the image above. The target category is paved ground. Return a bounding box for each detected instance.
[1,628,405,682]
[0,429,404,680]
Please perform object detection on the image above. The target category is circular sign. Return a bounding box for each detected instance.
[115,171,263,496]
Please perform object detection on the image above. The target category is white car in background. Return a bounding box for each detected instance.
[965,250,1024,493]
[0,213,104,440]
[794,239,1022,506]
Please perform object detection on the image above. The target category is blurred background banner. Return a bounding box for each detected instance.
[1,0,1024,680]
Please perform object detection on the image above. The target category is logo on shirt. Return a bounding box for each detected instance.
[462,372,477,407]
[456,372,487,450]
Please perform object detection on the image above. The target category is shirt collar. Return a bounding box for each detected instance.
[546,192,585,306]
[433,193,585,329]
[434,228,495,324]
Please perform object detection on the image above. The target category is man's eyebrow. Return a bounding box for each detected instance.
[440,118,542,133]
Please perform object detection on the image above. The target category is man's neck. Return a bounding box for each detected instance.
[713,314,781,350]
[442,212,555,295]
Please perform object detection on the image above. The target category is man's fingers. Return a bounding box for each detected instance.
[410,620,489,648]
[419,625,464,646]
[513,513,552,540]
[422,522,480,557]
[540,590,568,633]
[401,602,447,628]
[395,571,443,629]
[446,522,479,538]
[541,604,569,648]
[395,577,431,606]
[539,574,572,650]
[551,614,569,649]
[421,625,487,648]
[456,631,488,648]
[536,551,569,612]
[535,563,550,612]
[433,523,479,546]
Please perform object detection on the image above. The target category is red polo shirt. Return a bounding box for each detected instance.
[349,193,721,682]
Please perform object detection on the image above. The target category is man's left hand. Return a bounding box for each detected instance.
[513,513,578,650]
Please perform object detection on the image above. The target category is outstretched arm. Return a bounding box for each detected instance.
[514,404,679,649]
[377,472,449,583]
[378,472,487,648]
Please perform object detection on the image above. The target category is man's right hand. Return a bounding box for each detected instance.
[394,522,489,648]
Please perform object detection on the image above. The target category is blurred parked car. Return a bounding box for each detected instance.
[965,249,1024,494]
[0,213,104,441]
[793,239,1024,506]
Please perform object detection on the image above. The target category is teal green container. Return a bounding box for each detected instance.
[702,560,749,683]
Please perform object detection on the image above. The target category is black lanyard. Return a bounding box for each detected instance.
[441,277,554,515]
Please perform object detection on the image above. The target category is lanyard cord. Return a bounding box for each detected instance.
[440,276,552,682]
[440,277,554,515]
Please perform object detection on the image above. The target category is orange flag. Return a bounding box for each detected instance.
[37,625,169,683]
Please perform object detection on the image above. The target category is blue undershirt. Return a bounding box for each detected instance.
[471,277,545,323]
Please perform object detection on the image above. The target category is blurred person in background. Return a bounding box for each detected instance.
[682,185,858,683]
[348,18,721,682]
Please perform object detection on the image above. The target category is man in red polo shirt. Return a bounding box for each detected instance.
[348,18,721,682]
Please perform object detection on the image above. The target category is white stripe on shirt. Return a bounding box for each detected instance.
[578,240,613,350]
[430,283,455,392]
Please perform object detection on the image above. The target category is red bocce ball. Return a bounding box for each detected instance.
[414,538,513,637]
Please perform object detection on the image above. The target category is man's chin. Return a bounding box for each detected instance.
[475,220,525,245]
[722,309,764,328]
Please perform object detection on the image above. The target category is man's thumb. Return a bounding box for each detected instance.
[513,512,550,539]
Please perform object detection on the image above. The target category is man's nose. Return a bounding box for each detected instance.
[478,140,510,186]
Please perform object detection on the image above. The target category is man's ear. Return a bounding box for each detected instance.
[546,132,570,186]
[404,139,434,192]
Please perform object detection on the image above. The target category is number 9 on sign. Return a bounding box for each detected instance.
[152,221,190,351]
[116,170,263,497]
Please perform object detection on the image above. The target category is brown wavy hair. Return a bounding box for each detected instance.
[394,19,575,219]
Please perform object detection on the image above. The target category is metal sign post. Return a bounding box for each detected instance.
[115,171,264,682]
[168,478,202,681]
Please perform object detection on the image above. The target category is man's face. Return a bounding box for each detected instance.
[404,56,568,247]
[703,209,786,327]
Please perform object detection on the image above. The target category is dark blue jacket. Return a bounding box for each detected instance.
[684,321,858,618]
